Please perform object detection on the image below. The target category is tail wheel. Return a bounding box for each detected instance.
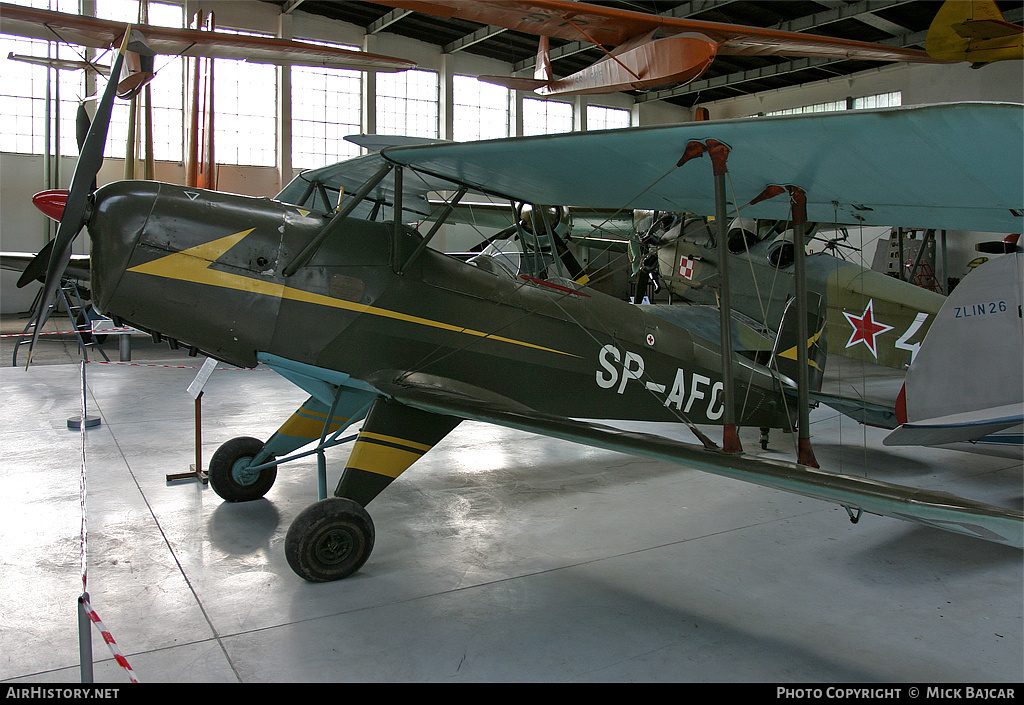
[285,498,375,582]
[208,436,277,502]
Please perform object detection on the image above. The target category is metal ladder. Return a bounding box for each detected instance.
[13,279,110,366]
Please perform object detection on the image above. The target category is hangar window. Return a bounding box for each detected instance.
[453,75,510,141]
[853,91,901,109]
[766,100,846,116]
[96,0,185,163]
[377,69,439,138]
[0,0,184,160]
[291,42,362,168]
[522,97,572,136]
[206,27,277,167]
[0,33,75,154]
[587,106,631,131]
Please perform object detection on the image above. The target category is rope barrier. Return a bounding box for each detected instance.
[77,360,139,684]
[0,327,137,338]
[79,596,139,684]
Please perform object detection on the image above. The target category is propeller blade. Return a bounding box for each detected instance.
[26,29,130,361]
[15,238,57,289]
[76,102,90,152]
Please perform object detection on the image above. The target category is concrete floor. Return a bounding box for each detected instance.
[1,316,1021,683]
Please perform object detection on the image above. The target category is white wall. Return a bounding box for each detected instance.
[699,58,1023,119]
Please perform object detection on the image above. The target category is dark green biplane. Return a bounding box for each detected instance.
[21,39,1024,581]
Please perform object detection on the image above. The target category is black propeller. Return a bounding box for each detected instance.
[24,32,129,362]
[17,103,94,290]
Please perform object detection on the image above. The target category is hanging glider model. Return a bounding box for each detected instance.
[369,0,949,96]
[18,34,1024,580]
[0,1,415,98]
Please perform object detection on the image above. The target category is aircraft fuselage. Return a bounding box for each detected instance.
[88,180,795,429]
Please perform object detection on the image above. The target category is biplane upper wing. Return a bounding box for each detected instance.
[276,149,479,219]
[372,373,1023,549]
[0,2,416,71]
[372,0,945,63]
[380,102,1024,234]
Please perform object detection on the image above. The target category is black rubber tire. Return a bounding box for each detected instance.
[208,436,277,502]
[285,498,375,582]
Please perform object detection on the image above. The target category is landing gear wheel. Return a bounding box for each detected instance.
[208,436,277,502]
[285,498,375,582]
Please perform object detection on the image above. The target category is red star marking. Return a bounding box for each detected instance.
[842,300,893,358]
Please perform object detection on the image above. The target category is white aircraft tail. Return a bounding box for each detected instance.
[886,253,1023,447]
[534,35,553,82]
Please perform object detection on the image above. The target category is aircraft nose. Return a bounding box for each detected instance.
[87,181,160,313]
[31,190,69,221]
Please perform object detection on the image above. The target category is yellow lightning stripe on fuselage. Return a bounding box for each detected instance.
[127,229,577,358]
[778,323,826,371]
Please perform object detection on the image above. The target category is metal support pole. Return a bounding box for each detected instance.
[119,332,131,362]
[78,593,93,683]
[939,230,948,294]
[677,139,739,452]
[788,187,818,468]
[392,166,404,271]
[193,391,203,476]
[896,228,905,281]
[707,140,740,453]
[909,229,935,287]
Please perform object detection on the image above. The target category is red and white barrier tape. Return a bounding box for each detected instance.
[78,361,139,683]
[87,360,270,371]
[80,596,139,684]
[0,327,136,338]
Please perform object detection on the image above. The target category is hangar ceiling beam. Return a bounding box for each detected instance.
[445,25,508,54]
[368,8,412,35]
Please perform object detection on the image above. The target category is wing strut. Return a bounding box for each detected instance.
[678,139,742,453]
[750,184,818,467]
[283,162,394,276]
[398,184,468,274]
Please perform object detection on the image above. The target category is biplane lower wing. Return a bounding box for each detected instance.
[381,102,1024,234]
[374,376,1024,550]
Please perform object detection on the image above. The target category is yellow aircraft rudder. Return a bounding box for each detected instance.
[926,0,1024,65]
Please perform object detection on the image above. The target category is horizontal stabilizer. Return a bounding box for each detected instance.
[884,405,1024,446]
[810,391,899,430]
[955,18,1023,40]
[378,374,1024,550]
